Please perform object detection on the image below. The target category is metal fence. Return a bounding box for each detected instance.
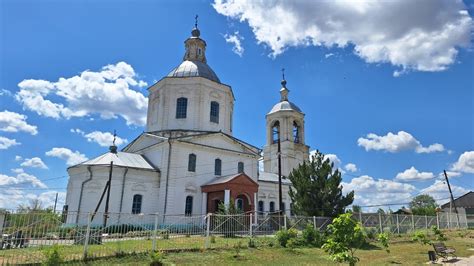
[0,210,467,265]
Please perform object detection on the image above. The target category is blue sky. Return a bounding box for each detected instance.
[1,0,473,211]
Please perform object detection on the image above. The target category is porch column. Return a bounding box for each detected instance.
[254,192,258,224]
[202,192,208,214]
[224,189,230,207]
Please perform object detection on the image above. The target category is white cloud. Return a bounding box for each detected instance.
[45,147,88,166]
[71,129,128,147]
[344,163,358,173]
[342,175,416,208]
[395,166,435,181]
[324,153,341,170]
[0,136,20,150]
[0,89,12,96]
[16,62,148,126]
[438,171,461,178]
[20,157,48,169]
[421,180,469,204]
[224,31,245,57]
[357,131,445,153]
[451,151,474,174]
[0,110,38,135]
[15,155,23,161]
[213,0,472,75]
[0,169,47,188]
[324,53,334,59]
[0,189,66,210]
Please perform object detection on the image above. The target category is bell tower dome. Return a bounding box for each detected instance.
[262,73,310,177]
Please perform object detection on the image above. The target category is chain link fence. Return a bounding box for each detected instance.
[0,210,467,265]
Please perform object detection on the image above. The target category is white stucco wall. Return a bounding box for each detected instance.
[257,181,292,216]
[146,77,234,135]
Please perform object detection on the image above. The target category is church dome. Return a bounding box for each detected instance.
[268,100,302,114]
[167,60,220,83]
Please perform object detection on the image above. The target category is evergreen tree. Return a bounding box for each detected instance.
[288,150,354,217]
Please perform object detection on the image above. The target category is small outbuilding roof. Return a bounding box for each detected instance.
[70,151,158,172]
[441,191,474,209]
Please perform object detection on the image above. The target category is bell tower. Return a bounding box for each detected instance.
[262,73,310,177]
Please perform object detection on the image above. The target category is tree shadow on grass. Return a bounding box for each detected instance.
[359,242,382,250]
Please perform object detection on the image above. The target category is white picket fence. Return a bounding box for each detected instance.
[0,210,467,265]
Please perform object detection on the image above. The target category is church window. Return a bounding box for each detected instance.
[132,194,142,214]
[188,153,196,172]
[258,201,264,213]
[214,158,222,176]
[185,196,193,216]
[210,101,219,123]
[237,162,244,173]
[293,121,300,143]
[176,97,188,119]
[269,201,275,213]
[236,198,244,211]
[272,121,280,144]
[198,48,202,55]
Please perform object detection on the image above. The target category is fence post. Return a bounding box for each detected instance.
[205,213,211,249]
[424,215,428,230]
[436,212,440,228]
[378,213,383,233]
[83,212,92,260]
[359,212,362,223]
[313,216,316,230]
[283,214,287,229]
[396,214,400,234]
[411,214,415,231]
[152,213,159,252]
[249,214,253,237]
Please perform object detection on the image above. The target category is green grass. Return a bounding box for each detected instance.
[1,230,473,265]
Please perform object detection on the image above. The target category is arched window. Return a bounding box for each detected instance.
[236,198,244,211]
[237,162,244,173]
[210,101,219,123]
[293,121,300,143]
[272,121,280,144]
[258,201,264,213]
[214,158,222,176]
[185,196,193,216]
[176,97,188,119]
[269,201,275,213]
[188,153,196,172]
[132,194,142,214]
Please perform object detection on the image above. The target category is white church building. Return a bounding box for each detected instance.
[64,24,310,224]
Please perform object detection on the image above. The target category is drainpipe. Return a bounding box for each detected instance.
[163,139,172,223]
[118,168,129,224]
[76,166,93,224]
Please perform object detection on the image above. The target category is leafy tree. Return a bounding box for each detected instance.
[409,194,437,216]
[377,208,385,214]
[288,150,354,217]
[352,205,362,213]
[322,213,366,266]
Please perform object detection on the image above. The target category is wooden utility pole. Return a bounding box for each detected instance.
[53,192,58,212]
[278,137,283,215]
[443,170,460,227]
[103,160,114,227]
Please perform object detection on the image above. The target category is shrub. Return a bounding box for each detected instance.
[377,233,390,253]
[364,227,378,240]
[43,245,63,266]
[275,228,298,247]
[161,230,169,240]
[210,235,216,243]
[412,231,431,245]
[431,226,447,241]
[248,237,257,248]
[302,224,323,247]
[149,251,165,266]
[322,213,366,266]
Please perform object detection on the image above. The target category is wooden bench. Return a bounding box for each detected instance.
[432,242,457,261]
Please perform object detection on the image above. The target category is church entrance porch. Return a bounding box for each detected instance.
[201,173,258,214]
